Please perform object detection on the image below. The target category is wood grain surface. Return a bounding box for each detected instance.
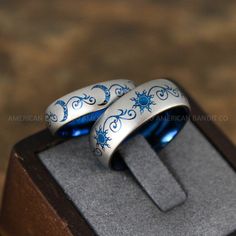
[0,1,235,202]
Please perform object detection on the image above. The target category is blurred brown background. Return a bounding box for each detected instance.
[0,1,236,203]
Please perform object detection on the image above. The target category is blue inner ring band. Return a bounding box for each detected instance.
[57,108,107,137]
[138,106,189,151]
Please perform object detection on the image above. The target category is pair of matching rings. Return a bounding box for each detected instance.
[45,79,190,168]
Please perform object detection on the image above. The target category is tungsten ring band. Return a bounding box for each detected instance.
[45,80,135,137]
[90,79,190,168]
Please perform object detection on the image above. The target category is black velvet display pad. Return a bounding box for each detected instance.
[39,122,236,236]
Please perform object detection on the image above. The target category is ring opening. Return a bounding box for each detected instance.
[57,108,106,137]
[111,106,189,169]
[139,106,189,151]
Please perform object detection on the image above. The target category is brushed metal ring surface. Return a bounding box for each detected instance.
[90,79,191,168]
[45,79,135,136]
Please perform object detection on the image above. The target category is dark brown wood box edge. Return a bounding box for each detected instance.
[0,94,235,236]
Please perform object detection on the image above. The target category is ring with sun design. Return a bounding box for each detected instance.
[45,80,135,137]
[90,79,191,168]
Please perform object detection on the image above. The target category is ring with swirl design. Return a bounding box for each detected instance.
[90,78,190,168]
[45,79,135,137]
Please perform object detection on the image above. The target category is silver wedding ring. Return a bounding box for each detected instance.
[45,80,135,137]
[90,79,190,168]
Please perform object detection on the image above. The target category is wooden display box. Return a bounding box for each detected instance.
[0,95,235,236]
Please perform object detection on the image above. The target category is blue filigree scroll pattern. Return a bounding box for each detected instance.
[110,84,131,97]
[92,83,131,106]
[57,94,96,122]
[45,93,96,126]
[45,83,132,127]
[45,112,58,127]
[131,84,183,114]
[93,109,137,156]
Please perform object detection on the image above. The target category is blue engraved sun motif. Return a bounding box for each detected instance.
[94,126,111,149]
[130,90,155,113]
